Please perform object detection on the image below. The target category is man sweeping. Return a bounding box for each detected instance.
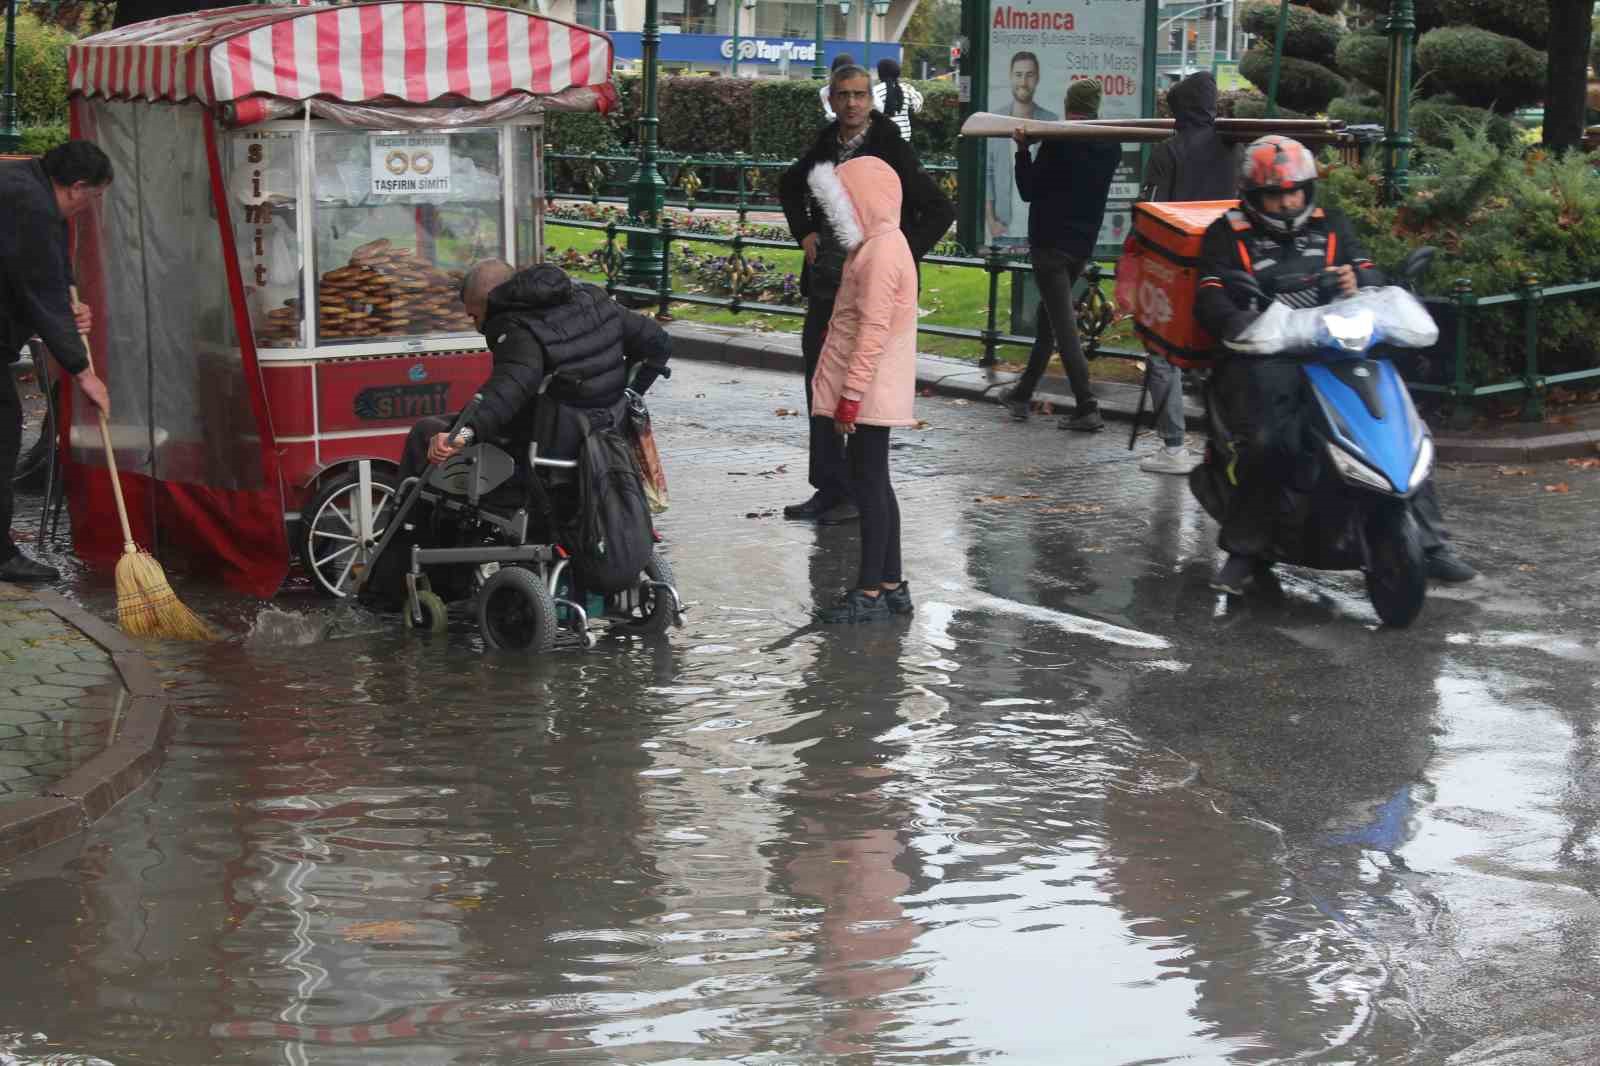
[1,141,114,583]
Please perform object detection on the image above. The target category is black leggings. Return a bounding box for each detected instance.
[846,425,901,588]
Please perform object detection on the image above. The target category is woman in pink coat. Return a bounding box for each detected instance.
[807,155,919,624]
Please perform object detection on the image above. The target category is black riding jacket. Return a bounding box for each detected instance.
[1195,205,1384,345]
[470,265,670,447]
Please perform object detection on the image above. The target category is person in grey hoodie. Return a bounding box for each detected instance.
[1135,72,1240,476]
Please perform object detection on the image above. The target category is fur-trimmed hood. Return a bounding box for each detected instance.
[806,156,903,253]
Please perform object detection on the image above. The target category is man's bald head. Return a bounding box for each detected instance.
[462,259,514,329]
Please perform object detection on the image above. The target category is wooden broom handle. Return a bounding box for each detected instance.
[70,286,137,552]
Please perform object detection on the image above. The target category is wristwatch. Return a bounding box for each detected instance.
[453,426,475,445]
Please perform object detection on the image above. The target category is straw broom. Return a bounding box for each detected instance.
[74,292,216,641]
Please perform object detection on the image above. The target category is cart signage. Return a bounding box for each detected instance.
[354,382,452,421]
[370,135,453,195]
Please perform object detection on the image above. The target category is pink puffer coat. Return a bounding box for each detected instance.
[808,156,919,428]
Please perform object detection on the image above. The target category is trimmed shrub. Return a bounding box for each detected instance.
[909,79,960,160]
[751,78,828,159]
[1335,33,1391,96]
[1411,99,1519,148]
[1328,96,1384,126]
[1239,2,1342,66]
[1228,95,1309,119]
[19,125,70,155]
[1350,0,1448,34]
[1239,48,1347,113]
[1437,0,1548,51]
[1298,0,1345,16]
[1415,27,1546,112]
[0,14,72,128]
[658,76,755,156]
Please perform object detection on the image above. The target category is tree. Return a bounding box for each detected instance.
[897,0,961,79]
[1542,0,1595,152]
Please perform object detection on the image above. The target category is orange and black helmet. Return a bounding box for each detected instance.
[1238,134,1318,237]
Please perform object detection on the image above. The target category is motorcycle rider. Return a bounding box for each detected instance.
[1194,135,1476,594]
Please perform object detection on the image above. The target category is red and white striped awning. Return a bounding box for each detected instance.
[67,2,614,108]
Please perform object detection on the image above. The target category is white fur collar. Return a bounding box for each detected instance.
[806,162,864,251]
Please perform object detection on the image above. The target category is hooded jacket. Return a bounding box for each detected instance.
[808,157,918,429]
[1141,72,1240,203]
[470,265,670,449]
[779,111,955,298]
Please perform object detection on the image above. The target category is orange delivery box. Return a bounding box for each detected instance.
[1130,199,1238,368]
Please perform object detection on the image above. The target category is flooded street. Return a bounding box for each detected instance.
[2,360,1598,1064]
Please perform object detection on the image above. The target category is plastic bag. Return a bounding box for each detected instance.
[1113,233,1142,316]
[626,391,669,514]
[1225,286,1440,357]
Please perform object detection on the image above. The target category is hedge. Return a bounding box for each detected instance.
[20,125,70,155]
[1239,48,1347,113]
[1327,96,1384,126]
[1239,2,1342,66]
[1437,0,1548,51]
[909,81,960,160]
[658,75,755,155]
[0,14,72,128]
[751,78,828,158]
[1335,33,1391,97]
[1415,27,1547,112]
[1297,0,1345,16]
[1411,99,1519,149]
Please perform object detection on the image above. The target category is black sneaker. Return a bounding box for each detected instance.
[816,588,893,624]
[998,387,1031,422]
[1425,547,1477,583]
[783,494,835,520]
[881,581,914,616]
[1211,553,1257,595]
[0,551,61,584]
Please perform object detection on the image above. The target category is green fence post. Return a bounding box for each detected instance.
[1447,277,1475,431]
[1519,271,1543,422]
[604,219,620,298]
[656,215,674,321]
[729,231,745,315]
[981,247,1003,367]
[735,152,748,229]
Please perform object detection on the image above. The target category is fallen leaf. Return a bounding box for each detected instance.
[773,407,800,417]
[342,920,418,942]
[951,399,970,407]
[1039,503,1105,515]
[973,493,1043,503]
[1517,563,1538,572]
[1495,466,1534,477]
[1565,457,1600,470]
[1544,482,1571,493]
[918,387,935,397]
[913,420,932,430]
[744,509,777,519]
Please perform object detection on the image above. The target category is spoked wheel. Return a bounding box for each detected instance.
[613,553,678,637]
[477,566,557,653]
[299,469,400,598]
[1366,504,1427,628]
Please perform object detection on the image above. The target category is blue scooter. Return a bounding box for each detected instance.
[1188,250,1441,627]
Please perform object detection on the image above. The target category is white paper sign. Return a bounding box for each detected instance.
[370,135,452,195]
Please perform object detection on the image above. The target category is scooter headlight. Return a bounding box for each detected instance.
[1408,435,1435,493]
[1327,441,1393,492]
[1320,307,1377,352]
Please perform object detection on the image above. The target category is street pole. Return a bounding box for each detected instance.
[864,3,871,70]
[730,0,740,77]
[1381,0,1416,203]
[1,0,20,154]
[622,0,667,289]
[1264,0,1289,117]
[813,0,827,80]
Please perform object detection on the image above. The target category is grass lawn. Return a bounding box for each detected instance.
[546,222,1147,387]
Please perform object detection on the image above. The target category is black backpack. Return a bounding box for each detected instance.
[569,410,655,595]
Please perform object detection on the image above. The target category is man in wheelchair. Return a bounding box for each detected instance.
[362,260,676,649]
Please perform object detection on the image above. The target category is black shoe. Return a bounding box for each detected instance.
[817,502,860,525]
[816,588,892,624]
[0,551,61,584]
[881,581,914,616]
[1211,553,1256,595]
[998,387,1031,422]
[1425,547,1477,583]
[783,494,835,520]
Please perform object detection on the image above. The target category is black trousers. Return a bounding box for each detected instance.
[846,425,901,588]
[1215,358,1447,555]
[0,368,23,561]
[1011,248,1096,412]
[802,296,851,504]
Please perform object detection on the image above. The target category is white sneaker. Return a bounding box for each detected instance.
[1139,445,1199,475]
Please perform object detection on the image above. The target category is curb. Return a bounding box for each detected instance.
[0,590,172,866]
[662,321,1600,463]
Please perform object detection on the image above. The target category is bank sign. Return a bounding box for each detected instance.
[608,32,898,68]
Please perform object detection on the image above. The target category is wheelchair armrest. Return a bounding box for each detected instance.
[527,442,577,470]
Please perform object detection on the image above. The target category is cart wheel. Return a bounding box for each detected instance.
[300,468,400,598]
[403,589,449,634]
[614,553,677,638]
[477,566,557,653]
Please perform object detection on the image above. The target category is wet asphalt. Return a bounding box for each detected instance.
[1,358,1598,1065]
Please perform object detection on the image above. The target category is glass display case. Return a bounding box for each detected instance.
[227,121,541,355]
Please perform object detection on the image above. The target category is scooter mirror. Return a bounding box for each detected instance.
[1400,247,1436,285]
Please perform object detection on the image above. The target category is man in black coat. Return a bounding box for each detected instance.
[402,260,670,477]
[778,64,955,524]
[1,141,115,583]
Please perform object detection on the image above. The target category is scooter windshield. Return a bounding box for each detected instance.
[1225,286,1440,357]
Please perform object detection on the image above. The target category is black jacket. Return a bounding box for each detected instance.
[1195,205,1383,344]
[471,265,671,449]
[1141,72,1240,204]
[0,160,89,374]
[779,111,955,296]
[1014,136,1120,259]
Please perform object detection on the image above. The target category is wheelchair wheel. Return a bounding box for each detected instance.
[477,566,557,653]
[403,589,449,634]
[614,553,676,638]
[300,468,400,598]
